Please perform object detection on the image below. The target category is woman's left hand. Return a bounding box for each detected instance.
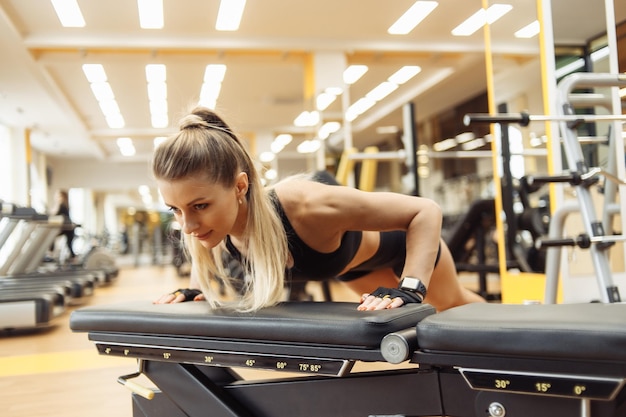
[357,286,423,311]
[357,292,405,310]
[153,288,204,304]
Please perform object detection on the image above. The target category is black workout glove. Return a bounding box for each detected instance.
[370,287,423,305]
[172,288,203,302]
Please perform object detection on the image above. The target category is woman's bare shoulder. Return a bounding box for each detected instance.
[270,177,350,243]
[273,177,320,205]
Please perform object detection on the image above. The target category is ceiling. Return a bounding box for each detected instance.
[0,0,623,168]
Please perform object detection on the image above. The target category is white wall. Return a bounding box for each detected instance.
[0,126,30,207]
[0,124,12,203]
[47,158,154,191]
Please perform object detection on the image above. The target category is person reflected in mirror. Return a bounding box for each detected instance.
[51,189,76,261]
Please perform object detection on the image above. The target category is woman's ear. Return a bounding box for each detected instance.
[235,172,249,199]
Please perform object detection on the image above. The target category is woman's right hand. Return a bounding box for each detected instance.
[153,288,205,304]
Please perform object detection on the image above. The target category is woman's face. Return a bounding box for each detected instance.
[157,173,247,249]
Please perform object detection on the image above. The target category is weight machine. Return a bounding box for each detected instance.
[464,72,626,304]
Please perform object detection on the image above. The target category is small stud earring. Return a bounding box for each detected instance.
[238,199,243,205]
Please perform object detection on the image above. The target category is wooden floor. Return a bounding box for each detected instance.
[0,256,496,417]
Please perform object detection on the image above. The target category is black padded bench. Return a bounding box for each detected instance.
[70,301,626,417]
[415,302,626,417]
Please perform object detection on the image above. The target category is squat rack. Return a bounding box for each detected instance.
[465,72,626,304]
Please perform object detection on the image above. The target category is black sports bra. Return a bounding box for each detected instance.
[224,191,363,281]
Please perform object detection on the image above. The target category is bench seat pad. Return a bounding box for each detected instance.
[70,301,435,348]
[417,302,626,362]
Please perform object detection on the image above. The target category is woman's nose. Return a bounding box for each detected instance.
[180,215,197,234]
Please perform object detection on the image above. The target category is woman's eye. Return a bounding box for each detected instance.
[194,203,208,210]
[168,206,180,214]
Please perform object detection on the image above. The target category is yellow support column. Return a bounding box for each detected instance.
[335,147,357,186]
[24,127,32,207]
[482,0,556,303]
[358,146,379,192]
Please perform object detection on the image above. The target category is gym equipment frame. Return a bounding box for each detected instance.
[465,72,626,304]
[71,301,626,417]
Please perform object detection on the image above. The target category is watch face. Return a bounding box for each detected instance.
[402,277,420,290]
[401,277,426,297]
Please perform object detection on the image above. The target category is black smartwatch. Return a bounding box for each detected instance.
[398,277,427,300]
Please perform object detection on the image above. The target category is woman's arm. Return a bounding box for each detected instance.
[275,180,443,287]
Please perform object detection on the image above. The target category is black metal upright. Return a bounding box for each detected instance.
[496,102,520,270]
[403,102,419,196]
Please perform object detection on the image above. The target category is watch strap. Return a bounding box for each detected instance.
[398,277,427,299]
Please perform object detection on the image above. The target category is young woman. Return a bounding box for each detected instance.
[51,189,76,260]
[153,107,485,312]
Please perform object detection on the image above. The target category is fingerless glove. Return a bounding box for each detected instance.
[370,286,423,304]
[173,288,203,302]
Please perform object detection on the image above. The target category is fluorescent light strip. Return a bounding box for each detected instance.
[514,20,540,38]
[89,82,114,101]
[270,134,293,153]
[485,4,513,24]
[97,99,120,115]
[259,151,275,162]
[433,138,457,151]
[346,97,376,122]
[366,82,398,101]
[451,8,486,36]
[316,92,337,111]
[216,0,247,31]
[82,64,125,129]
[137,0,164,29]
[146,64,168,128]
[151,115,168,129]
[51,0,85,27]
[325,87,343,96]
[455,132,475,144]
[265,169,278,181]
[117,137,132,147]
[388,66,421,84]
[147,82,167,100]
[149,100,167,115]
[199,64,227,109]
[138,185,153,206]
[461,138,486,151]
[116,137,136,157]
[153,137,167,148]
[346,65,421,121]
[297,140,321,154]
[146,64,166,82]
[452,4,513,37]
[204,64,227,83]
[82,64,107,83]
[343,65,368,85]
[315,87,343,111]
[199,84,222,109]
[318,122,341,140]
[388,1,438,35]
[293,111,320,127]
[106,114,125,129]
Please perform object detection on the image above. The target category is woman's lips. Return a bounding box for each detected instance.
[194,231,211,240]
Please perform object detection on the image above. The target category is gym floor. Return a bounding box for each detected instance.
[0,257,495,417]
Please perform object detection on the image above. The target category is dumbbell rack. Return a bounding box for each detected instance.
[542,72,626,304]
[465,72,626,304]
